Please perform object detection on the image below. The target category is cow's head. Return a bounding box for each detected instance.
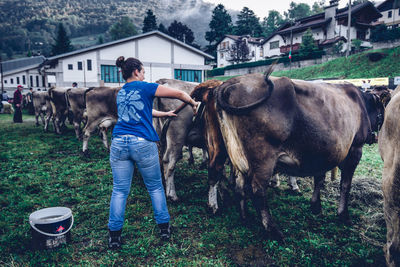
[362,88,390,143]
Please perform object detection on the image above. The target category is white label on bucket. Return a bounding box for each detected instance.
[46,235,67,249]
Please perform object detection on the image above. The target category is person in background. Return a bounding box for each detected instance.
[107,56,199,249]
[27,87,34,115]
[72,82,78,88]
[13,85,23,123]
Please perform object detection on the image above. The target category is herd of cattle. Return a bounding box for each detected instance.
[31,71,399,266]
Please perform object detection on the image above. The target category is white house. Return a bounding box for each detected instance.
[377,0,400,28]
[216,35,265,68]
[42,31,213,88]
[0,56,46,97]
[216,1,382,68]
[262,0,382,58]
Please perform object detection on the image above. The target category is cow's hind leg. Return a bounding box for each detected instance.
[338,146,362,223]
[251,163,284,241]
[383,160,400,267]
[207,151,227,215]
[162,144,183,202]
[310,174,325,215]
[188,145,195,165]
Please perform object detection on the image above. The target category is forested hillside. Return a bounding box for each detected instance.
[0,0,216,58]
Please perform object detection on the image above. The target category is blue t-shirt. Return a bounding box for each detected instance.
[112,81,159,141]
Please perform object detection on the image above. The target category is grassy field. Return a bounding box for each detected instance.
[0,113,387,266]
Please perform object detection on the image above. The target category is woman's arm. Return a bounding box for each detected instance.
[155,84,197,107]
[152,109,177,118]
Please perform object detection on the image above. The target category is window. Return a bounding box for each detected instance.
[36,76,39,87]
[220,52,224,59]
[270,41,279,49]
[42,76,46,87]
[22,75,26,84]
[101,65,124,83]
[398,9,400,16]
[68,64,73,70]
[4,80,7,84]
[251,51,255,57]
[174,69,202,83]
[389,11,392,18]
[87,59,92,71]
[17,77,20,84]
[10,78,13,84]
[30,76,33,87]
[78,61,83,70]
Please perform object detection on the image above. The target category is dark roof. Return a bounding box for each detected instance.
[376,0,397,11]
[319,36,347,46]
[336,1,382,20]
[47,31,213,61]
[277,18,332,35]
[1,56,45,73]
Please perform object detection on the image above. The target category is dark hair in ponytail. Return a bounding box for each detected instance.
[116,56,143,80]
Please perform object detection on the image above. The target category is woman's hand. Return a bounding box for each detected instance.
[164,111,177,117]
[192,101,200,115]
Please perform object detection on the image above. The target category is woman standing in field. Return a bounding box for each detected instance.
[107,56,198,249]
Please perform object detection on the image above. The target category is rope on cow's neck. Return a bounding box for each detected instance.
[216,78,274,115]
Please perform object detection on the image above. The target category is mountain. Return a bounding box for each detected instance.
[0,0,238,59]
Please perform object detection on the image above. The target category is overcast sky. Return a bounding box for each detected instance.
[202,0,348,19]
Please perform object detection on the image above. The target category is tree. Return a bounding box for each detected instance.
[311,1,325,14]
[51,23,73,56]
[167,20,195,44]
[228,39,250,64]
[262,10,284,37]
[205,4,233,45]
[158,23,168,34]
[235,7,263,37]
[284,2,312,21]
[98,35,104,44]
[298,28,318,57]
[142,9,158,33]
[352,39,362,52]
[109,16,137,40]
[333,40,344,54]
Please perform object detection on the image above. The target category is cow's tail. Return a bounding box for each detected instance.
[83,87,95,105]
[217,64,275,115]
[65,88,72,110]
[48,87,56,115]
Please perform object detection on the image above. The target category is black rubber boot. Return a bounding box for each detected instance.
[158,223,171,241]
[108,229,122,249]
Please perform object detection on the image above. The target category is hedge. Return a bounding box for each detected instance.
[207,50,326,77]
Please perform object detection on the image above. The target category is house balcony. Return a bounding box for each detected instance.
[280,43,300,53]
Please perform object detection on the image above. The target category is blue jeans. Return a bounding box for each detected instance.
[108,135,170,231]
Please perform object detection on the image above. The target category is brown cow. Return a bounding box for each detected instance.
[192,70,377,239]
[66,88,88,140]
[378,90,400,267]
[32,90,55,131]
[153,79,207,201]
[82,87,120,156]
[48,87,72,134]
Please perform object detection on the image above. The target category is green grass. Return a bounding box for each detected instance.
[0,113,386,266]
[273,47,400,80]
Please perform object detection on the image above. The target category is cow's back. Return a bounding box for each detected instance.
[85,87,120,119]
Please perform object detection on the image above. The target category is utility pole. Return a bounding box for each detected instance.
[346,0,352,58]
[0,55,3,95]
